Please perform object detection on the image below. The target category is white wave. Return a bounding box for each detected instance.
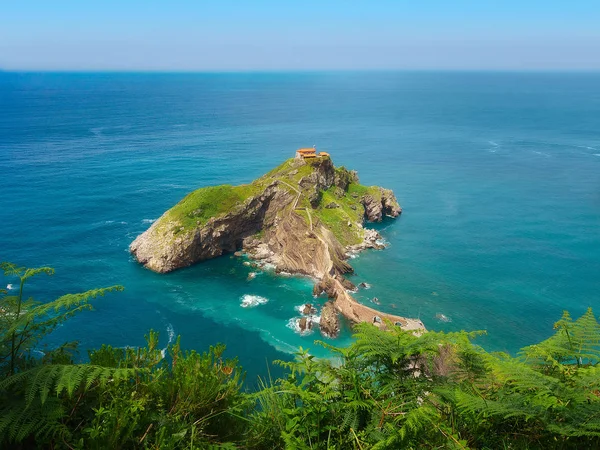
[286,315,321,335]
[240,294,268,308]
[486,140,502,153]
[142,219,156,224]
[295,303,318,315]
[594,153,600,157]
[532,150,550,157]
[166,323,175,344]
[161,323,176,359]
[435,313,452,323]
[247,272,258,280]
[6,284,14,290]
[375,239,389,247]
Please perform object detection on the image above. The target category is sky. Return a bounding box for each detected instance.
[1,0,599,71]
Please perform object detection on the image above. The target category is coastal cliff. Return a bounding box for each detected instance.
[131,154,425,335]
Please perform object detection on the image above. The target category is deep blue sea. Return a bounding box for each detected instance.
[1,72,599,382]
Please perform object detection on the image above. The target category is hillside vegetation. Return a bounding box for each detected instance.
[2,262,600,449]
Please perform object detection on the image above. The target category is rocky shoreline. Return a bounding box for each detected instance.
[130,154,426,337]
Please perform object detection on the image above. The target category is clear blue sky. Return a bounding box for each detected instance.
[1,0,599,71]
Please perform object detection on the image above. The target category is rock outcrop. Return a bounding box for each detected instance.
[362,188,402,222]
[302,304,317,315]
[131,154,425,335]
[298,317,312,332]
[320,301,340,337]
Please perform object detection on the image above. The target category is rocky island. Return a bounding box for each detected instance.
[130,149,425,336]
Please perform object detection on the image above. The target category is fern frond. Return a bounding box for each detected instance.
[0,397,67,444]
[0,262,54,280]
[0,364,138,406]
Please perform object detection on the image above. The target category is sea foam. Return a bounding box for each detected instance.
[287,315,321,335]
[161,323,176,358]
[240,294,268,308]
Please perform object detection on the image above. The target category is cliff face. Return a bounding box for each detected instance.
[130,182,294,273]
[130,155,423,336]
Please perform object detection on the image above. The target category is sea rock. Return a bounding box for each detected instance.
[348,229,384,252]
[320,301,340,337]
[313,278,337,298]
[362,194,383,222]
[299,317,312,332]
[358,282,371,289]
[381,188,402,217]
[302,303,317,315]
[338,276,357,292]
[362,188,402,222]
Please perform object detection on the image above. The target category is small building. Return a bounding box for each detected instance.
[296,148,317,159]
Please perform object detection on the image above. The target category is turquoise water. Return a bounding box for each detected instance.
[1,72,599,381]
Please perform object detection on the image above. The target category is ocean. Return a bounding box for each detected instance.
[1,72,599,382]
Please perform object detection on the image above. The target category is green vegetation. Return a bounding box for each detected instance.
[347,182,381,200]
[164,183,262,231]
[312,188,364,246]
[150,157,387,248]
[2,262,600,449]
[311,183,381,246]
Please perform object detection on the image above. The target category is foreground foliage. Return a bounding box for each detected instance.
[1,263,599,449]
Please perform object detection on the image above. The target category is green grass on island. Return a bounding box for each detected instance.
[155,157,386,245]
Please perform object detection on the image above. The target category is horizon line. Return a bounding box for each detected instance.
[3,68,600,74]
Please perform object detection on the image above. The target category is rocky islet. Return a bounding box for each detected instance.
[130,154,425,336]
